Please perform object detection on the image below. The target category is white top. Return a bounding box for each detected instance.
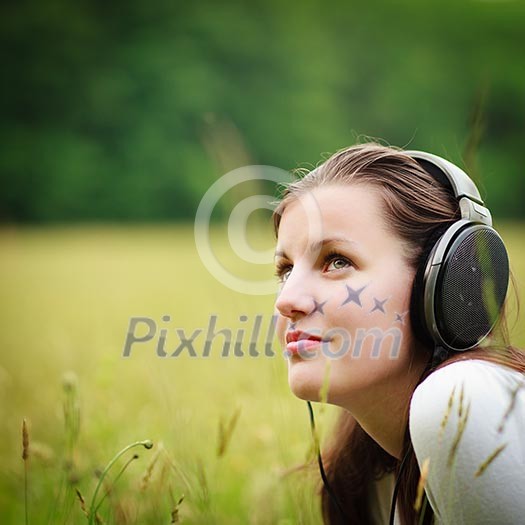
[409,359,525,524]
[370,359,525,525]
[370,471,399,524]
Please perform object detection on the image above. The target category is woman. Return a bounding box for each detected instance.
[272,143,525,524]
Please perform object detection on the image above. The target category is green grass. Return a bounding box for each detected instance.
[0,223,334,525]
[0,222,523,524]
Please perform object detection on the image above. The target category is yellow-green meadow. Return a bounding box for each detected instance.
[1,223,523,524]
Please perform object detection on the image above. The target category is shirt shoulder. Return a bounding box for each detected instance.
[409,359,525,524]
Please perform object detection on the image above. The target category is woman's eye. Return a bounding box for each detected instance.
[274,253,352,282]
[325,254,352,272]
[274,264,292,282]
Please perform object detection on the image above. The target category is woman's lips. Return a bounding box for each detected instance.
[286,339,324,355]
[285,330,327,356]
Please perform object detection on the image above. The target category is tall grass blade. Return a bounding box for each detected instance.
[88,440,153,525]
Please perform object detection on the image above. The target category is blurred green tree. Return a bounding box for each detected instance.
[1,0,524,221]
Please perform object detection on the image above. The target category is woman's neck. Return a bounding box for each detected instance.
[341,349,430,459]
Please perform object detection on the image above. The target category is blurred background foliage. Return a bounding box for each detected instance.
[1,0,524,222]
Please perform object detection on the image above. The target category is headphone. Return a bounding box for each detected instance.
[310,150,510,524]
[406,150,510,366]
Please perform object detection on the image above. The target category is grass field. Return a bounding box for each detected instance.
[1,222,524,524]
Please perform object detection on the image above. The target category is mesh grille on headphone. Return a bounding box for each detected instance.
[436,227,509,350]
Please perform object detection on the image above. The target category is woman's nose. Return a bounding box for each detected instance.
[274,269,314,320]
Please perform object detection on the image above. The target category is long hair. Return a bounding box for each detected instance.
[272,142,525,524]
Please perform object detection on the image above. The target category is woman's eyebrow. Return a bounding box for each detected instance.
[309,236,360,254]
[274,236,360,259]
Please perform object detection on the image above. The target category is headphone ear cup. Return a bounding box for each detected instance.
[410,246,434,347]
[411,223,510,352]
[410,226,449,349]
[432,224,509,350]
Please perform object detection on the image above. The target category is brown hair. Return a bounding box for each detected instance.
[272,142,525,524]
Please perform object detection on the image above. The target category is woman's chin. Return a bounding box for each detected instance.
[288,365,323,402]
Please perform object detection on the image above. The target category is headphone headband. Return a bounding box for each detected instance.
[405,150,493,226]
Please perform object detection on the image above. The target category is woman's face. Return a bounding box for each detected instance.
[274,183,419,408]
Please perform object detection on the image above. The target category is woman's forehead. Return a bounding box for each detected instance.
[278,185,386,234]
[275,184,394,254]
